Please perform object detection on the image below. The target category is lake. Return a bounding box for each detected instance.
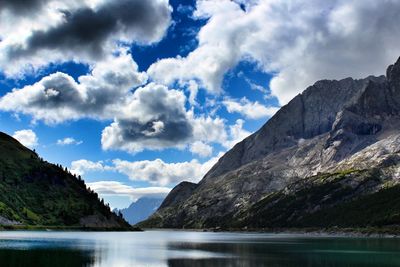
[0,230,399,266]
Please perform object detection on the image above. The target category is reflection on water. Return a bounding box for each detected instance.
[0,249,94,267]
[0,231,399,267]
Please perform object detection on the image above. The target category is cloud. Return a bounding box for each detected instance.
[99,90,250,153]
[190,141,213,158]
[1,54,245,153]
[187,80,199,106]
[190,112,228,145]
[12,129,38,148]
[0,0,50,14]
[147,0,251,94]
[176,4,194,15]
[86,181,171,202]
[114,154,223,186]
[71,153,224,186]
[70,159,113,176]
[223,97,279,119]
[0,0,171,75]
[101,83,194,153]
[148,0,400,105]
[100,82,239,153]
[113,159,207,186]
[243,77,268,94]
[56,137,82,146]
[223,119,251,149]
[0,52,147,123]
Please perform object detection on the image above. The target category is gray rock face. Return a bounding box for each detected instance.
[203,75,386,183]
[145,57,400,229]
[159,181,198,209]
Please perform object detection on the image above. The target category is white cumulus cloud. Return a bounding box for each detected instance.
[86,181,171,202]
[223,97,279,119]
[223,119,251,149]
[71,159,113,176]
[148,0,400,105]
[190,141,213,157]
[12,129,38,148]
[71,153,224,187]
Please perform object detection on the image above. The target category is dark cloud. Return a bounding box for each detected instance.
[117,83,193,145]
[0,0,49,14]
[32,73,84,109]
[27,72,122,114]
[101,83,194,152]
[8,0,171,60]
[118,117,193,144]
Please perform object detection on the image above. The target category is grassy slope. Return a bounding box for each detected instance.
[237,169,400,230]
[0,132,131,229]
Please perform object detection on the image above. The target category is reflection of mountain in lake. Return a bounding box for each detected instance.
[0,248,95,267]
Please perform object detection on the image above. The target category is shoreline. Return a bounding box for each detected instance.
[2,225,400,237]
[142,227,400,238]
[0,225,141,232]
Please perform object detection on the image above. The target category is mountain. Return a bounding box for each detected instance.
[140,57,400,230]
[116,197,164,225]
[0,132,132,230]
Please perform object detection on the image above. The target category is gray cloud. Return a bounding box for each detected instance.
[0,0,49,14]
[118,118,192,145]
[101,83,194,153]
[0,52,147,123]
[8,0,171,60]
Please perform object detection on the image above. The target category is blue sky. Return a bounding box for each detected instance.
[1,0,400,208]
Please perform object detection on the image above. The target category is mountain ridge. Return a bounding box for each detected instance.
[116,197,164,225]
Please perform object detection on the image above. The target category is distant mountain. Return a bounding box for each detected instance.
[0,132,131,230]
[117,197,164,225]
[140,57,400,230]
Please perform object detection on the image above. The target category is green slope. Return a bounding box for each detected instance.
[0,132,131,229]
[236,169,400,230]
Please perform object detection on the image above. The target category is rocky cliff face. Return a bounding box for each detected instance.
[140,57,400,229]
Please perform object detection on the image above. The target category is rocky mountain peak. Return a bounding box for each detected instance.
[142,57,400,229]
[387,56,400,112]
[386,56,400,82]
[202,74,387,183]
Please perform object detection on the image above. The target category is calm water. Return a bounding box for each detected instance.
[0,230,399,267]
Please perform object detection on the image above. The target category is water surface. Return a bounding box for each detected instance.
[0,230,399,266]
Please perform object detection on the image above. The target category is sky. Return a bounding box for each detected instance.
[1,0,400,209]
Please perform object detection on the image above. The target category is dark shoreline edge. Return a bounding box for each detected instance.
[141,227,400,238]
[3,225,400,237]
[0,225,142,232]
